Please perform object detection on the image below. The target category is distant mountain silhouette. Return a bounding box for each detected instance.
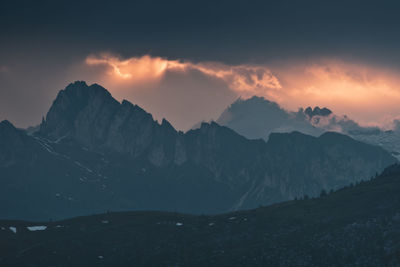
[216,96,400,159]
[304,106,332,118]
[2,163,400,266]
[0,82,396,220]
[215,96,322,138]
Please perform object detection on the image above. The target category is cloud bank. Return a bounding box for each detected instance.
[274,59,400,126]
[83,54,400,130]
[85,54,281,97]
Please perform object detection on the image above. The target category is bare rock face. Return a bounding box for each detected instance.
[39,81,181,166]
[41,81,121,147]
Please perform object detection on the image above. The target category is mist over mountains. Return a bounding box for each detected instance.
[215,96,322,138]
[214,96,400,159]
[0,81,396,221]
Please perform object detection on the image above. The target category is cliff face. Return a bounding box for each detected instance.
[0,81,396,220]
[40,82,180,166]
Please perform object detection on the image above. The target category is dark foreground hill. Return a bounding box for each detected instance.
[0,81,396,220]
[1,164,400,266]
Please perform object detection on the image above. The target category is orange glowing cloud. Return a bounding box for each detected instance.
[86,54,183,82]
[273,59,400,126]
[85,54,281,96]
[84,54,400,127]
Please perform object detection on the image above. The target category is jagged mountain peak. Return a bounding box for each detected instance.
[199,121,219,129]
[0,120,26,139]
[304,106,333,118]
[0,120,15,130]
[119,98,155,124]
[191,121,242,137]
[0,119,39,165]
[57,81,115,108]
[38,82,180,158]
[39,81,120,139]
[160,118,175,131]
[63,81,110,95]
[0,120,23,143]
[121,99,133,106]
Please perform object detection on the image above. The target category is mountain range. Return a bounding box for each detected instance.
[0,81,396,220]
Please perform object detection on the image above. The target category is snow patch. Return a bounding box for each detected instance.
[9,227,17,234]
[54,134,69,144]
[176,222,183,226]
[232,181,256,210]
[27,226,47,231]
[101,220,109,224]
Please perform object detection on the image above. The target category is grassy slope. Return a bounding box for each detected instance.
[1,166,400,266]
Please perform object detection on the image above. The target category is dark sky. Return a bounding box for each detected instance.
[2,0,400,129]
[2,0,400,62]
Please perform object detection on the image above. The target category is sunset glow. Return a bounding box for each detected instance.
[85,54,183,81]
[84,54,400,127]
[275,60,400,126]
[85,54,282,96]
